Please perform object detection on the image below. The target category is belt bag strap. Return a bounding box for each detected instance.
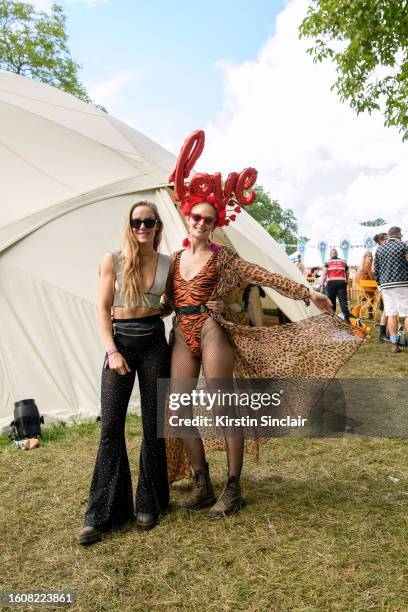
[113,322,157,337]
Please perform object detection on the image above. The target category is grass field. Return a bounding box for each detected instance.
[1,329,407,611]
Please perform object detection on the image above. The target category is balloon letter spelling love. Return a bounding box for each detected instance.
[169,130,258,209]
[168,130,205,201]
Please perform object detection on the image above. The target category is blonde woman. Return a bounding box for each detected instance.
[356,251,376,318]
[357,251,375,282]
[79,201,172,543]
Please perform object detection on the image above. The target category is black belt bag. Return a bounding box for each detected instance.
[112,319,162,349]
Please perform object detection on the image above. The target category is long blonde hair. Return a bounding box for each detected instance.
[121,201,163,307]
[360,251,373,272]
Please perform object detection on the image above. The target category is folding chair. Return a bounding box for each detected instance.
[349,278,359,304]
[357,280,380,320]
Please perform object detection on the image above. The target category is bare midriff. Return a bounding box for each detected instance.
[112,306,161,319]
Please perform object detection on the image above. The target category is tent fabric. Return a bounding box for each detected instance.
[0,71,316,433]
[0,188,183,431]
[0,352,13,420]
[0,69,177,232]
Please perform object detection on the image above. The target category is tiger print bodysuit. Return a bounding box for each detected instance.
[173,250,218,356]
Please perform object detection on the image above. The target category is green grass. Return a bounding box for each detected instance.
[0,329,407,611]
[339,325,408,378]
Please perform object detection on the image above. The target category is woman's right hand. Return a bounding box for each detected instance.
[309,288,333,314]
[108,351,131,375]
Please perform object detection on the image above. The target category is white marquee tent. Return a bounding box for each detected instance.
[0,70,316,432]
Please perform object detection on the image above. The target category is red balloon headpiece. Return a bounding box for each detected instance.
[168,130,258,227]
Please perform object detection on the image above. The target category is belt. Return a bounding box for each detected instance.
[175,305,207,315]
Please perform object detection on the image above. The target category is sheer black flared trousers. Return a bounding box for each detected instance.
[84,325,170,531]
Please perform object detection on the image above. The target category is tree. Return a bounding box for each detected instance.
[246,186,300,254]
[299,0,408,140]
[0,0,103,108]
[359,218,387,226]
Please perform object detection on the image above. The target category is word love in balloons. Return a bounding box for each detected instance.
[169,130,258,208]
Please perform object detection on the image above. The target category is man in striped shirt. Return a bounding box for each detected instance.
[321,248,351,322]
[374,226,408,353]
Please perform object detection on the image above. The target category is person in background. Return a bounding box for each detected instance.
[356,251,376,319]
[374,227,408,353]
[374,233,388,245]
[321,248,351,322]
[295,254,305,275]
[374,233,389,342]
[242,284,266,326]
[309,266,323,292]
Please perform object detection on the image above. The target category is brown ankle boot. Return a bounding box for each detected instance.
[179,463,216,510]
[208,476,245,519]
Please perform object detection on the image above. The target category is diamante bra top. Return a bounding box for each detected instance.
[110,250,171,309]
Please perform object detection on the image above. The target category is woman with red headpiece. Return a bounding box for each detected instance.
[164,131,363,519]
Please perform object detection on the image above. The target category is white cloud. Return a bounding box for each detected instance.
[31,0,109,11]
[30,0,53,11]
[89,69,141,106]
[203,0,408,239]
[66,0,110,6]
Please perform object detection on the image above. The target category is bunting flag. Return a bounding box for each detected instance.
[297,238,306,260]
[364,235,375,252]
[318,240,328,265]
[340,236,350,262]
[268,238,384,258]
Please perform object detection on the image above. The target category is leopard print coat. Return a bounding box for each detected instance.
[165,246,363,482]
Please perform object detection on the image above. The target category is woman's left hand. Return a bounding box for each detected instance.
[309,289,334,314]
[206,300,224,314]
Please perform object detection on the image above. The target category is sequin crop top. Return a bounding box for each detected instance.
[110,250,171,309]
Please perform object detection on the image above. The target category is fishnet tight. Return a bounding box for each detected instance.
[170,317,243,477]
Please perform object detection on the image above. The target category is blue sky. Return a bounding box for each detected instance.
[33,0,408,237]
[62,0,284,146]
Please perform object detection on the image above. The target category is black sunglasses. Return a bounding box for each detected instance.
[130,217,159,230]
